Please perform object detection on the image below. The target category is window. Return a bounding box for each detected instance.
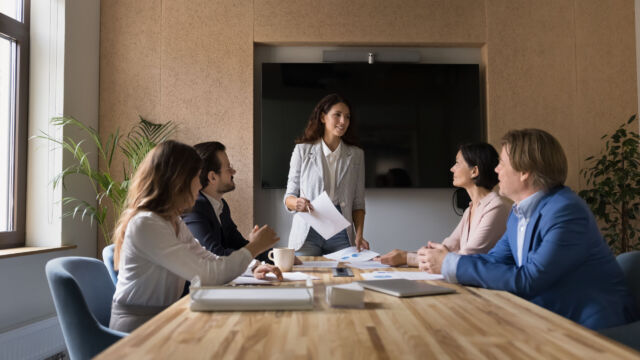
[0,0,29,249]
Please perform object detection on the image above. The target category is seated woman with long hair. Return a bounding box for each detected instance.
[110,140,281,333]
[379,143,511,266]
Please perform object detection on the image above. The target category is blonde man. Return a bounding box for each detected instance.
[419,129,638,330]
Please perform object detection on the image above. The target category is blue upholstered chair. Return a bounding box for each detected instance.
[46,257,127,359]
[102,244,118,285]
[598,251,640,351]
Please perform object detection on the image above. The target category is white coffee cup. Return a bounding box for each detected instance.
[268,248,295,272]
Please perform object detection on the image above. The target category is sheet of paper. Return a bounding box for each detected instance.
[346,260,390,269]
[360,271,444,281]
[230,272,319,285]
[397,272,445,281]
[295,191,350,239]
[295,261,339,269]
[324,246,379,262]
[230,276,273,285]
[267,272,319,281]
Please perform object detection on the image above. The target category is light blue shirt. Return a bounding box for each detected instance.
[441,190,546,282]
[512,190,545,266]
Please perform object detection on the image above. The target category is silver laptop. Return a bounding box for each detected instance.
[357,279,456,298]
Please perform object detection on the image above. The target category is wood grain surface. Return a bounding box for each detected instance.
[96,257,640,359]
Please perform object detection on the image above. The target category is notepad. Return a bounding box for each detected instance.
[360,271,444,281]
[190,285,314,311]
[326,282,365,308]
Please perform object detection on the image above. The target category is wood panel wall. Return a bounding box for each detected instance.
[100,0,637,236]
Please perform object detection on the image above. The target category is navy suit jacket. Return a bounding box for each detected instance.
[182,192,271,263]
[457,186,638,330]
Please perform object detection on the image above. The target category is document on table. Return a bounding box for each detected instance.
[346,260,390,269]
[190,284,314,311]
[230,272,319,285]
[360,271,444,281]
[295,261,339,269]
[295,191,350,239]
[324,246,379,262]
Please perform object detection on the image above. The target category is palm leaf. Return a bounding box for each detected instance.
[32,115,176,244]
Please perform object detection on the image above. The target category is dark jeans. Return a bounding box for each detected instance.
[295,205,350,256]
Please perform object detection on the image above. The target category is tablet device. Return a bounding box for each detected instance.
[332,267,354,277]
[357,279,456,298]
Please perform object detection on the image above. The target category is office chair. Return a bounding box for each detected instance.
[46,257,127,359]
[598,251,640,351]
[102,244,118,285]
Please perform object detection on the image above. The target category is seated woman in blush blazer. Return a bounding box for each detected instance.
[379,143,511,266]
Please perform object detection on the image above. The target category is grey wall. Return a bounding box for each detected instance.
[255,188,462,254]
[253,46,480,253]
[0,249,76,332]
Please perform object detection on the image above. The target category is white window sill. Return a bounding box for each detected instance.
[0,245,77,259]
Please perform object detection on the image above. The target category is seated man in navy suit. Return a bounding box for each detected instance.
[183,141,272,263]
[418,129,638,330]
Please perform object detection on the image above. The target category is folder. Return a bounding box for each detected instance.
[189,284,314,311]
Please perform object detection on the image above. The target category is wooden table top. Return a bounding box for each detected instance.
[96,257,640,359]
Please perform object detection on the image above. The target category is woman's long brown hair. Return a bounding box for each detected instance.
[295,93,360,146]
[113,140,202,270]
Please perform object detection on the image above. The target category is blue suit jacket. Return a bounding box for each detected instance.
[457,186,638,330]
[182,192,271,263]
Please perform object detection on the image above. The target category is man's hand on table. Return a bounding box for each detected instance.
[417,242,449,274]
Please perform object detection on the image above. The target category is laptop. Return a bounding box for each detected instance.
[357,279,456,298]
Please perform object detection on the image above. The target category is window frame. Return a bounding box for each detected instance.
[0,0,30,249]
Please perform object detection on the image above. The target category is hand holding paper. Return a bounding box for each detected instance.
[295,191,350,240]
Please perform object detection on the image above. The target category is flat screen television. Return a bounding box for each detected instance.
[260,63,484,189]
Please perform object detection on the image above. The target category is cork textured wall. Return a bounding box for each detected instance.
[100,0,637,236]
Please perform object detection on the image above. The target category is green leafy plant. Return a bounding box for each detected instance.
[579,114,640,254]
[35,116,176,244]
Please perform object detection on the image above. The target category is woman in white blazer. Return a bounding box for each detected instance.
[284,94,369,255]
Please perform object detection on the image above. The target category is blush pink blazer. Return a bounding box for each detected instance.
[442,191,511,255]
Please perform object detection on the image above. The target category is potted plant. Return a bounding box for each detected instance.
[579,114,640,254]
[35,116,176,244]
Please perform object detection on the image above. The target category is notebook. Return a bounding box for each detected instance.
[357,279,456,298]
[189,285,314,311]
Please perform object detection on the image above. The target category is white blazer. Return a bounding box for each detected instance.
[284,142,365,250]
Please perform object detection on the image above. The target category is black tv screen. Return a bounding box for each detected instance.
[260,63,484,189]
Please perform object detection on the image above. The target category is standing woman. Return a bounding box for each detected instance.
[284,94,369,255]
[111,140,281,333]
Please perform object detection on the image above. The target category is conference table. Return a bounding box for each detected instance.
[96,257,639,359]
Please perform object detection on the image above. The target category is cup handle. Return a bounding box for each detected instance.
[268,250,274,261]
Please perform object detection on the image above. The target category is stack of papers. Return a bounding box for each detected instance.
[230,272,319,285]
[360,271,444,281]
[190,285,314,311]
[346,261,390,269]
[295,261,339,269]
[324,246,379,262]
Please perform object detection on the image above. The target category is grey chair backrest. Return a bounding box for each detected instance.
[46,256,127,359]
[617,251,640,308]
